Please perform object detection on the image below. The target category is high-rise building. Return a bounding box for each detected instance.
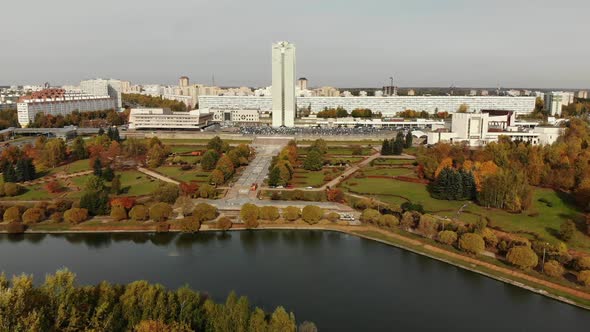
[80,79,122,109]
[179,76,190,88]
[272,41,296,127]
[297,77,308,91]
[544,92,564,116]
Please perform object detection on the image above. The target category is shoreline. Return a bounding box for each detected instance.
[3,223,590,311]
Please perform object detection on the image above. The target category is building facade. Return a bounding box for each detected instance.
[80,79,122,109]
[544,92,564,116]
[198,95,536,116]
[17,95,116,127]
[128,108,211,130]
[271,41,296,127]
[209,109,261,123]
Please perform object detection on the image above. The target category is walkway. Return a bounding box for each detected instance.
[137,167,180,185]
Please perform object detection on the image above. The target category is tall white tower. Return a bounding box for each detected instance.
[272,41,296,127]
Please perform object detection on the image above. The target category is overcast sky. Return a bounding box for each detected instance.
[1,0,589,89]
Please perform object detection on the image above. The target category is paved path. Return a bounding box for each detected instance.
[137,167,180,185]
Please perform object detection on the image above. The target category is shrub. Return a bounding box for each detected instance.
[152,183,180,204]
[578,270,590,287]
[283,206,301,221]
[3,182,22,197]
[401,201,424,214]
[360,208,381,224]
[3,206,22,223]
[437,230,458,245]
[199,184,217,199]
[5,222,26,234]
[458,233,485,254]
[240,203,260,228]
[193,203,218,222]
[64,208,89,224]
[50,199,73,212]
[417,214,438,238]
[481,228,498,248]
[149,203,173,222]
[155,222,170,233]
[129,205,149,221]
[180,217,201,233]
[326,212,341,222]
[217,217,232,231]
[110,205,128,221]
[50,212,63,223]
[302,205,323,224]
[379,214,399,228]
[574,256,590,271]
[400,212,416,230]
[174,196,195,217]
[22,208,45,225]
[559,220,576,242]
[506,246,539,270]
[260,206,280,221]
[543,260,565,278]
[110,197,136,210]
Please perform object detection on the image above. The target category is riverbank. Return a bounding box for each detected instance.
[4,222,590,311]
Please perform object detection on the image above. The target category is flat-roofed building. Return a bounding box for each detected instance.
[128,108,211,130]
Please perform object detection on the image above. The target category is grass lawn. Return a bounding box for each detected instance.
[291,168,343,188]
[118,171,163,196]
[340,172,589,250]
[160,138,252,145]
[362,167,414,177]
[174,155,202,164]
[3,184,54,201]
[48,159,92,175]
[153,166,211,183]
[373,158,415,166]
[169,145,206,154]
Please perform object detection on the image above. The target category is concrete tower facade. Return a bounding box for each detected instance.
[272,41,296,127]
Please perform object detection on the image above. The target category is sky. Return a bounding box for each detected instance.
[0,0,589,89]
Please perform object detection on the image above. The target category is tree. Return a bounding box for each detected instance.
[506,246,539,270]
[299,321,318,332]
[543,260,565,278]
[217,217,233,231]
[174,196,195,217]
[3,164,16,183]
[392,135,404,155]
[111,197,136,210]
[268,166,282,187]
[149,203,173,222]
[111,174,121,194]
[180,217,201,233]
[42,139,67,168]
[152,183,180,204]
[207,136,224,153]
[4,206,22,223]
[22,208,45,225]
[199,184,217,199]
[110,205,128,221]
[559,220,576,242]
[134,320,192,332]
[72,136,88,160]
[574,256,590,271]
[381,139,391,155]
[80,190,110,215]
[458,233,485,254]
[302,205,322,224]
[404,131,413,148]
[129,205,149,221]
[437,230,458,245]
[201,150,220,171]
[63,208,89,224]
[3,182,22,197]
[309,139,327,155]
[458,103,469,113]
[360,208,381,224]
[209,169,225,185]
[179,182,199,197]
[240,203,259,228]
[268,306,296,332]
[260,206,280,221]
[303,150,323,171]
[93,158,103,177]
[326,188,344,202]
[216,155,235,180]
[283,206,301,221]
[193,203,218,222]
[578,270,590,286]
[146,144,168,168]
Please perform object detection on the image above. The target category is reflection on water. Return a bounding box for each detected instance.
[0,230,588,332]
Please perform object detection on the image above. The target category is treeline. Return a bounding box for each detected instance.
[417,118,590,212]
[199,136,251,186]
[123,93,188,112]
[315,107,380,118]
[381,131,412,155]
[562,98,590,117]
[269,140,298,187]
[28,109,126,128]
[0,108,19,129]
[0,269,306,332]
[356,199,590,287]
[396,109,450,119]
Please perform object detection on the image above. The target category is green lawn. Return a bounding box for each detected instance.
[169,145,206,154]
[362,167,414,177]
[340,173,589,250]
[48,159,92,175]
[5,184,53,201]
[118,171,163,196]
[291,168,343,188]
[373,158,415,166]
[153,166,211,183]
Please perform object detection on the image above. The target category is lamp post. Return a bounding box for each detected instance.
[541,242,549,272]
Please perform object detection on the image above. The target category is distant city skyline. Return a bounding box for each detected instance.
[1,0,589,89]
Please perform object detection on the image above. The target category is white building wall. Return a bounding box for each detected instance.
[199,95,536,116]
[17,96,116,127]
[272,41,296,127]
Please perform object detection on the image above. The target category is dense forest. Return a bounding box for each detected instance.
[0,109,19,129]
[0,269,306,332]
[28,109,127,128]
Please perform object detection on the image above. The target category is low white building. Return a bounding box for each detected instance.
[17,95,116,127]
[427,112,563,146]
[128,108,211,130]
[209,109,261,123]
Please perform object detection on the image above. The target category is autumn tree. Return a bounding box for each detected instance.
[302,205,322,224]
[240,203,260,228]
[283,206,301,221]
